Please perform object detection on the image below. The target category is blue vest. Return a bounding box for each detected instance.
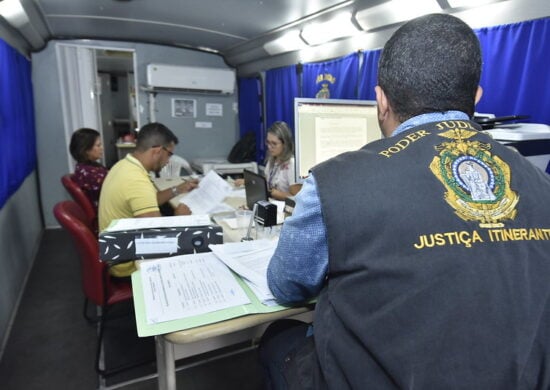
[311,120,550,389]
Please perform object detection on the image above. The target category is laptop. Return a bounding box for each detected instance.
[243,169,269,210]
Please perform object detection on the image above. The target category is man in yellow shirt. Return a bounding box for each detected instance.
[98,122,198,277]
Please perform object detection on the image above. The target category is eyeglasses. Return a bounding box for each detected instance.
[265,140,283,148]
[153,145,174,157]
[162,146,174,157]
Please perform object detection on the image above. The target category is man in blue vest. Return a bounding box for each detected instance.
[259,13,550,389]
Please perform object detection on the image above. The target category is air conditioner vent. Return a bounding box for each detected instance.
[146,64,235,95]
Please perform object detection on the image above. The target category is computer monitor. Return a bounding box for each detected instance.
[294,98,382,180]
[243,169,268,210]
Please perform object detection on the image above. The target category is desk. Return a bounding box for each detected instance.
[153,177,248,243]
[140,179,302,389]
[483,123,550,172]
[155,307,313,390]
[133,254,312,390]
[152,177,246,210]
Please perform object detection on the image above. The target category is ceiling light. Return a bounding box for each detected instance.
[355,0,441,31]
[263,31,307,55]
[0,0,28,28]
[301,12,360,46]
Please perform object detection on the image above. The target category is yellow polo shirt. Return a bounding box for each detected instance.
[98,154,159,277]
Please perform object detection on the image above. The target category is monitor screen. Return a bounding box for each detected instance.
[294,98,382,179]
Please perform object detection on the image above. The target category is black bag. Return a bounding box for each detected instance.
[227,131,256,163]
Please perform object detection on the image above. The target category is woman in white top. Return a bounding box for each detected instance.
[264,121,297,200]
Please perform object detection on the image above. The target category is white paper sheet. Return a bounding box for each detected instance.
[140,253,250,324]
[209,239,278,305]
[105,214,212,232]
[179,170,234,214]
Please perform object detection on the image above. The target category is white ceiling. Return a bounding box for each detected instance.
[1,0,548,73]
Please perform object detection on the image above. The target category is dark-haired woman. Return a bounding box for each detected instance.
[69,128,108,211]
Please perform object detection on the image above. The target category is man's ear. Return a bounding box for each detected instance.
[375,85,400,137]
[475,86,483,104]
[152,145,162,156]
[375,85,388,119]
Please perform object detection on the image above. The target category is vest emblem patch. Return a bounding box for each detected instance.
[429,128,519,228]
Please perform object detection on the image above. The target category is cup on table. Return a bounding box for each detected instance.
[235,209,253,234]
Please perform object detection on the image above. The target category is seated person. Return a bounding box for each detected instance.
[69,128,108,211]
[158,153,196,178]
[236,121,300,200]
[259,14,550,389]
[98,122,198,277]
[264,122,298,200]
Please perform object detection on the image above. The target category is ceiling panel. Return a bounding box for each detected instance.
[27,0,376,67]
[36,0,352,47]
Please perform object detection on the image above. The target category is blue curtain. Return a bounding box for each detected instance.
[302,52,359,99]
[0,40,37,209]
[358,49,382,101]
[475,18,550,124]
[247,18,549,165]
[238,77,263,162]
[265,65,299,162]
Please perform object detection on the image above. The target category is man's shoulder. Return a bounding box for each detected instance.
[109,156,146,176]
[103,159,145,192]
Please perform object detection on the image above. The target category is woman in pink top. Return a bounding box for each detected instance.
[69,128,108,210]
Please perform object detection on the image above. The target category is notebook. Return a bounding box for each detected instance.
[243,169,268,210]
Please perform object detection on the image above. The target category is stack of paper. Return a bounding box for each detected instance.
[209,239,278,306]
[104,214,212,231]
[137,239,281,327]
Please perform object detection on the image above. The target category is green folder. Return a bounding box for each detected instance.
[131,269,293,337]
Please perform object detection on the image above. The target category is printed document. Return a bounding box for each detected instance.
[209,239,278,305]
[139,253,250,324]
[179,170,234,214]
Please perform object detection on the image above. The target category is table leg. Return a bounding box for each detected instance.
[156,335,176,390]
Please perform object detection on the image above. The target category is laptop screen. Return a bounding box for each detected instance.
[243,169,268,210]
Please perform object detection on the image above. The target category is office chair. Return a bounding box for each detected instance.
[53,200,138,376]
[61,174,98,234]
[159,154,195,177]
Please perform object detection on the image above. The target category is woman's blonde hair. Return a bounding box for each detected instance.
[266,121,294,163]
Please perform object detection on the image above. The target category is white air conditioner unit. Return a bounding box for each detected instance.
[146,64,236,94]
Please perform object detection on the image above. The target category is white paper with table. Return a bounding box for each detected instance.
[139,253,250,324]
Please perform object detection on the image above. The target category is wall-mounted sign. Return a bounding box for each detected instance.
[172,98,196,118]
[206,103,223,117]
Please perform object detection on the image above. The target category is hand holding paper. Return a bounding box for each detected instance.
[179,171,234,214]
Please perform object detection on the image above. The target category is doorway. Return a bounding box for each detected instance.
[96,49,138,168]
[56,44,138,170]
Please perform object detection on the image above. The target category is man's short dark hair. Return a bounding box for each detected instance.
[378,13,482,122]
[135,122,179,151]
